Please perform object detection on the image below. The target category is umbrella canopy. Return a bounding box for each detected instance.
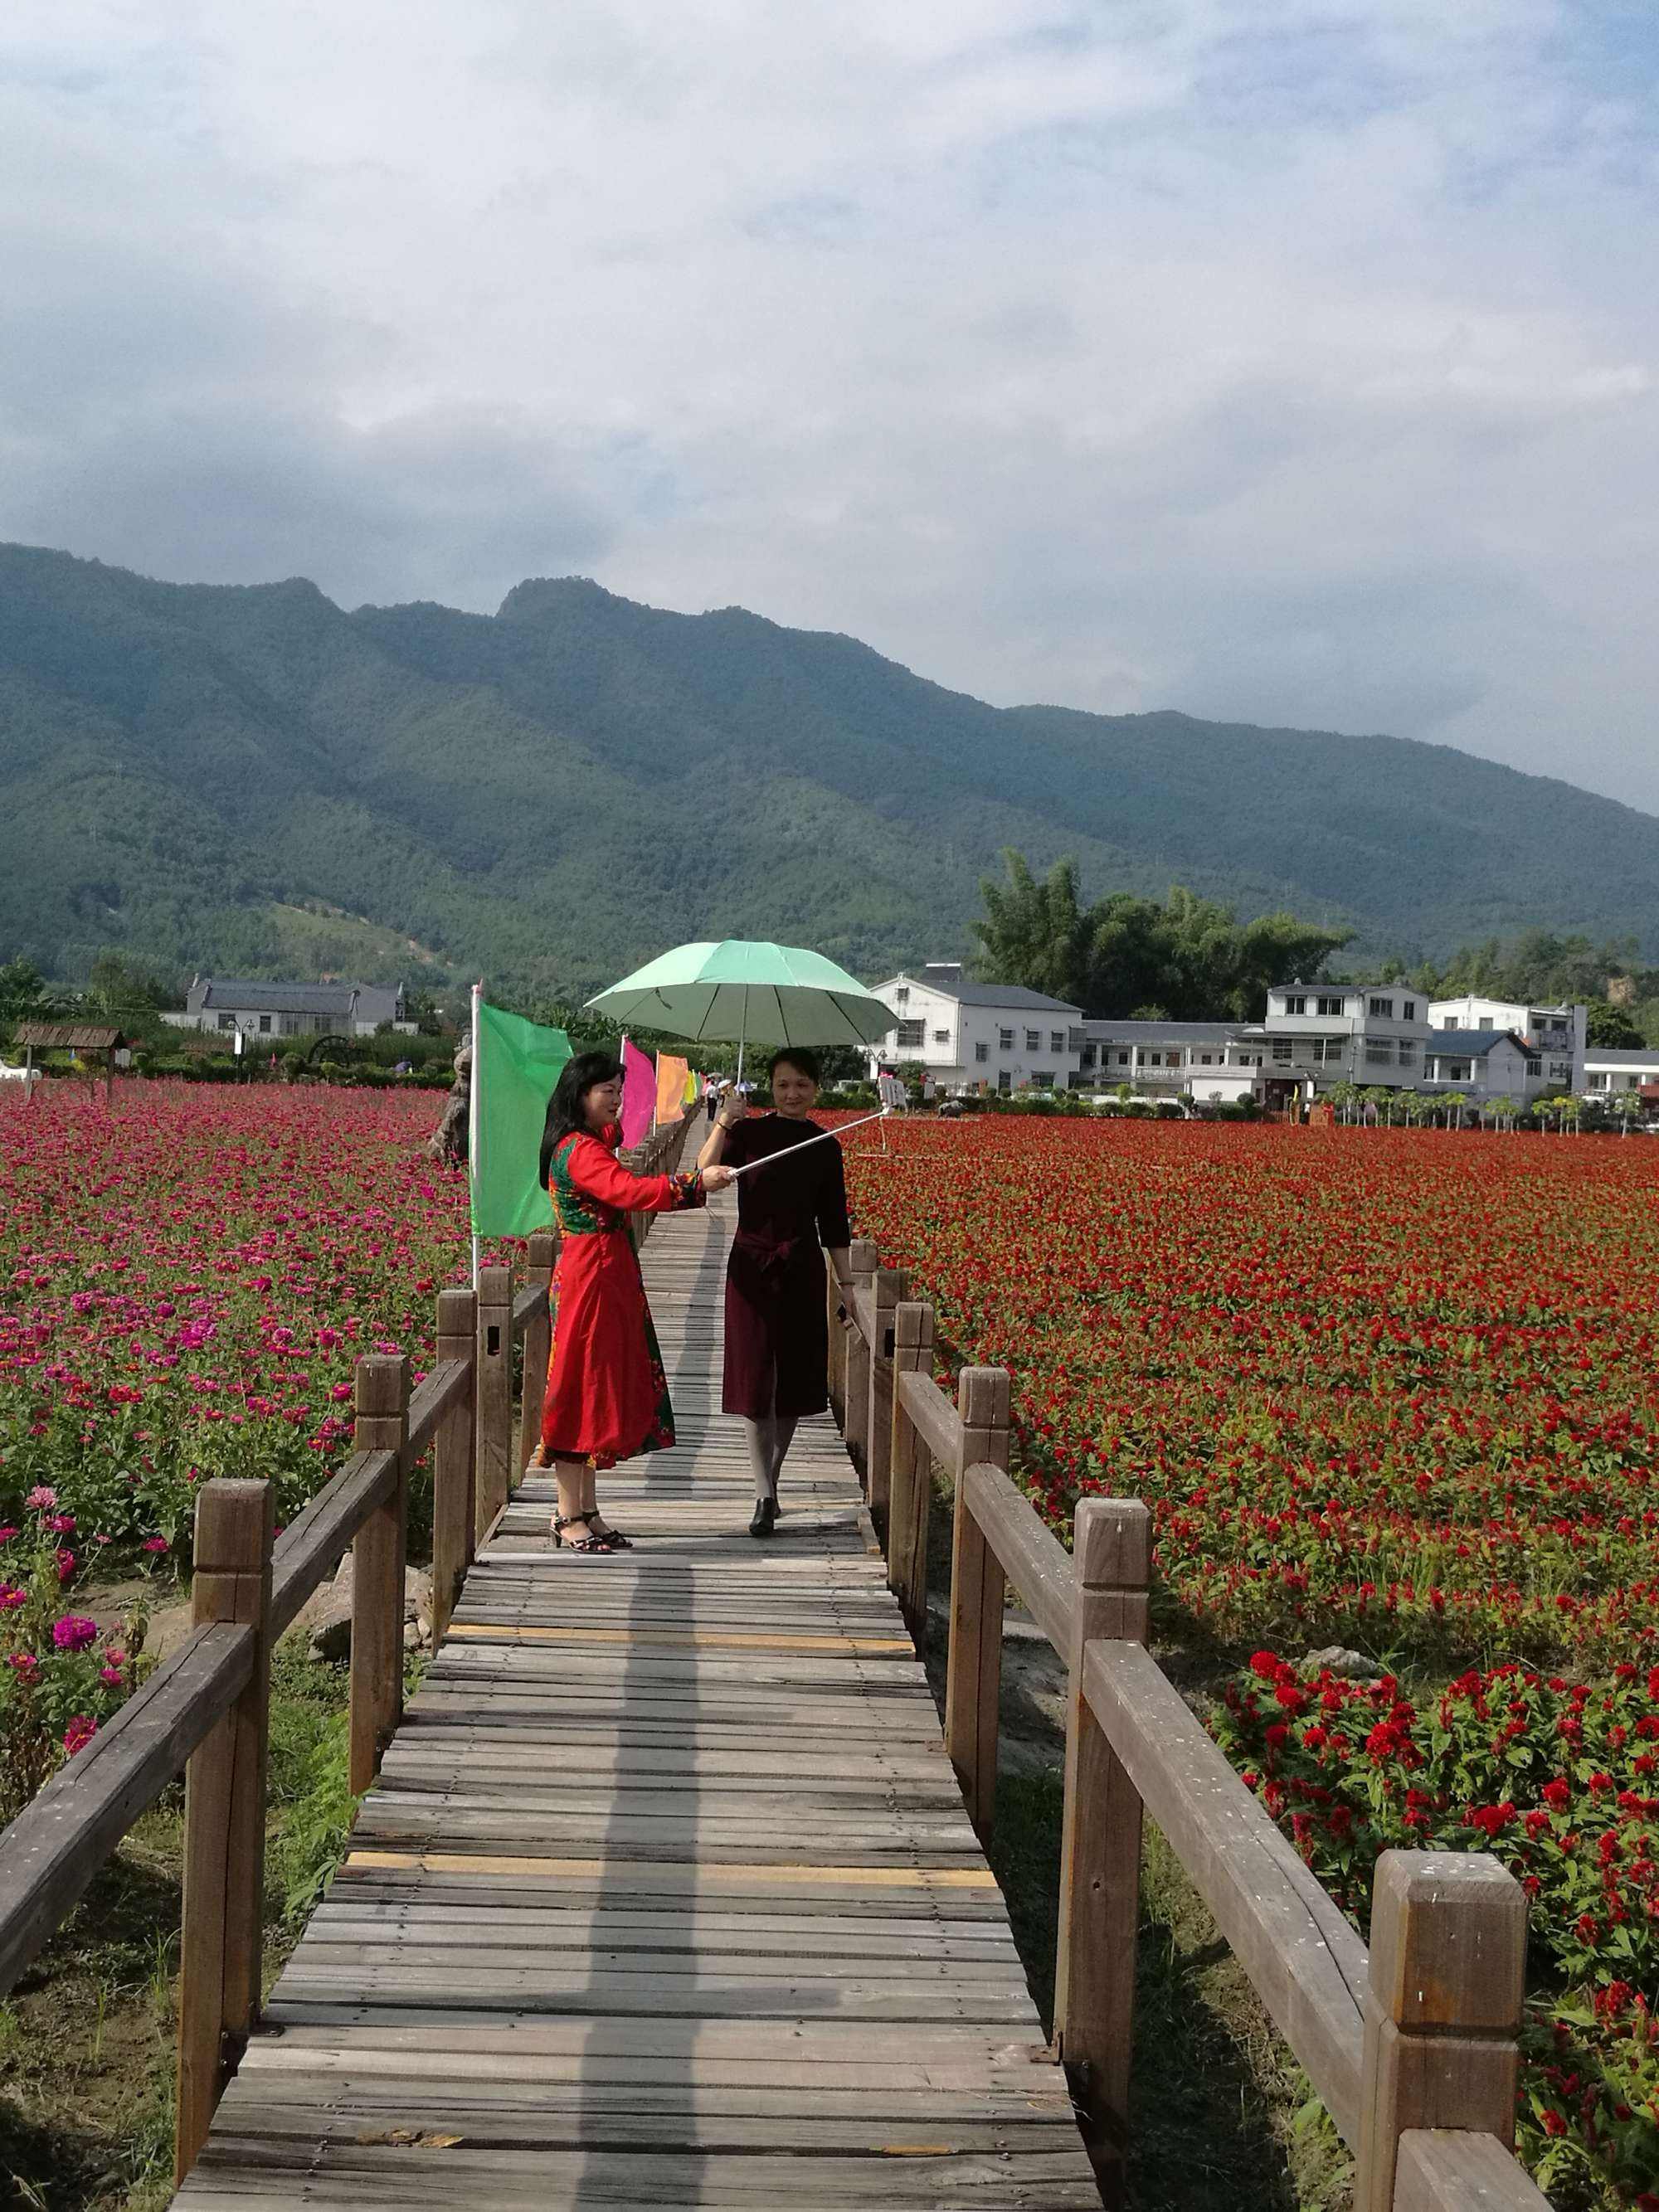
[586,941,893,1049]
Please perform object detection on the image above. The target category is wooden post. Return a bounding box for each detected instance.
[474,1264,514,1539]
[943,1366,1010,1836]
[518,1229,557,1472]
[864,1266,908,1526]
[431,1287,476,1645]
[1355,1852,1528,2212]
[175,1478,275,2185]
[1054,1497,1152,2200]
[842,1240,878,1471]
[826,1266,847,1429]
[348,1353,409,1796]
[886,1299,937,1638]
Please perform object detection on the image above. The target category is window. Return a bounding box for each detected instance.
[1200,1053,1213,1065]
[1402,1000,1416,1021]
[217,1013,236,1031]
[258,1014,272,1034]
[999,1027,1014,1050]
[1146,1052,1162,1067]
[1449,1060,1470,1082]
[1587,1071,1606,1090]
[1068,1028,1085,1052]
[1365,1041,1393,1065]
[1117,1050,1130,1066]
[1272,1039,1293,1063]
[932,1028,951,1045]
[1525,1056,1542,1077]
[1283,994,1307,1015]
[893,987,909,1006]
[896,1019,924,1049]
[1395,1042,1417,1068]
[1316,995,1345,1016]
[1550,1060,1572,1082]
[1079,1045,1096,1070]
[974,1041,989,1064]
[1478,1016,1493,1029]
[997,1070,1012,1095]
[1025,1028,1040,1050]
[1049,1030,1064,1054]
[1442,1017,1457,1030]
[1368,996,1394,1018]
[1031,1071,1055,1089]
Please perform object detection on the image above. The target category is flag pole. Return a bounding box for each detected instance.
[468,980,482,1289]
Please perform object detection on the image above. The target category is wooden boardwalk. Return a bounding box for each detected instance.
[178,1197,1100,2208]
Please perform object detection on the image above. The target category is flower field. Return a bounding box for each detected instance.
[0,1083,468,1563]
[844,1115,1659,2207]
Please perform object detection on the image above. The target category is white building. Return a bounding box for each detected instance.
[1245,981,1432,1102]
[1584,1047,1659,1106]
[162,977,415,1040]
[1078,1019,1262,1105]
[868,965,1083,1092]
[1419,1029,1542,1105]
[1427,995,1584,1094]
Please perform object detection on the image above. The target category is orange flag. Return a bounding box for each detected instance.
[654,1053,689,1128]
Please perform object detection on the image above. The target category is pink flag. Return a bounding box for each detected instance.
[620,1037,654,1149]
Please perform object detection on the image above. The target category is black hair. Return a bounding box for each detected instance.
[539,1050,624,1189]
[769,1047,821,1086]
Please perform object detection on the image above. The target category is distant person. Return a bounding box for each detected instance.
[530,1052,737,1551]
[698,1048,852,1537]
[704,1077,721,1125]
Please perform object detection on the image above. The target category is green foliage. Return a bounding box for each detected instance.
[1585,999,1646,1049]
[1404,928,1658,1009]
[3,547,1659,1004]
[974,850,1350,1018]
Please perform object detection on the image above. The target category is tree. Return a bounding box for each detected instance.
[973,853,1089,1004]
[83,954,173,1019]
[1586,999,1646,1050]
[0,957,51,1022]
[1612,1089,1643,1135]
[1327,1078,1359,1126]
[1441,1091,1470,1130]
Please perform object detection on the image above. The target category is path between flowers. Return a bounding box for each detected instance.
[173,1193,1099,2208]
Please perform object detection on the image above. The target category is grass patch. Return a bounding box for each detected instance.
[0,1642,364,2212]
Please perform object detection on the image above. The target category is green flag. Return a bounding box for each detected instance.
[469,996,572,1237]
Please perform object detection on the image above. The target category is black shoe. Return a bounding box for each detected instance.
[749,1497,777,1538]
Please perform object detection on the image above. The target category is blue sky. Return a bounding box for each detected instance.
[2,1,1657,810]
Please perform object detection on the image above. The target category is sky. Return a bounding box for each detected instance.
[3,2,1657,809]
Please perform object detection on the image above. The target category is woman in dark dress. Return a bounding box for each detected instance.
[697,1048,853,1535]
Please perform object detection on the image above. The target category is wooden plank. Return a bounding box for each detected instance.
[473,1266,513,1536]
[897,1367,962,1475]
[430,1289,476,1645]
[944,1369,1010,1835]
[961,1460,1073,1656]
[270,1451,397,1639]
[349,1357,409,1796]
[1392,2132,1553,2212]
[1082,1636,1369,2146]
[405,1358,469,1462]
[0,1622,251,1996]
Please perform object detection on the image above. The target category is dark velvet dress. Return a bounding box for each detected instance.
[720,1114,853,1421]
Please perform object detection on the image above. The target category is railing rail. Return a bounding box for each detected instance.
[0,1099,699,2187]
[838,1274,1545,2212]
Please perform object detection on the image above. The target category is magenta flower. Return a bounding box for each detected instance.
[51,1615,98,1651]
[24,1485,56,1510]
[62,1716,97,1756]
[99,1663,124,1686]
[0,1586,25,1611]
[0,1526,17,1544]
[141,1535,169,1554]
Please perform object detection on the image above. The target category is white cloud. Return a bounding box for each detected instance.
[2,0,1657,805]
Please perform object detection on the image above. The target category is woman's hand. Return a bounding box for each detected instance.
[718,1097,748,1130]
[702,1164,738,1193]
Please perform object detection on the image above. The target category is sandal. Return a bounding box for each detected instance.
[587,1519,633,1549]
[552,1514,611,1554]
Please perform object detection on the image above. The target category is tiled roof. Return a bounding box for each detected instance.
[897,970,1082,1014]
[1425,1029,1525,1056]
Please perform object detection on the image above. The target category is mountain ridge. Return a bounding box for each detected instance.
[0,542,1654,996]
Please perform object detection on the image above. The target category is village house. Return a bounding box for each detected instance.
[1584,1046,1659,1107]
[1426,994,1584,1093]
[867,965,1083,1092]
[163,977,415,1041]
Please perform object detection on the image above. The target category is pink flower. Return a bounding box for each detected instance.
[0,1586,24,1611]
[24,1486,56,1510]
[51,1614,98,1651]
[62,1716,97,1756]
[141,1535,169,1554]
[99,1663,124,1686]
[0,1526,17,1544]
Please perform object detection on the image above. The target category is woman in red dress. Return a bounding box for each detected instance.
[697,1048,853,1536]
[533,1052,737,1553]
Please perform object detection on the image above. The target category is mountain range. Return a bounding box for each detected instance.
[2,541,1656,999]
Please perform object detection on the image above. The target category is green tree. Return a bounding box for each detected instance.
[0,957,51,1021]
[973,852,1089,1004]
[1586,999,1645,1049]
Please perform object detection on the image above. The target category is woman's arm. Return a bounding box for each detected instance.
[567,1136,732,1214]
[696,1096,747,1173]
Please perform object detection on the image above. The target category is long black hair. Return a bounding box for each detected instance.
[539,1050,624,1190]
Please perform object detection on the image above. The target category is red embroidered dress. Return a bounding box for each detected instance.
[538,1126,705,1468]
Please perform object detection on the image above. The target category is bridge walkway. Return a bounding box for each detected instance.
[178,1194,1100,2208]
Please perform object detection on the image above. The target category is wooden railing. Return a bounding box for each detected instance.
[0,1111,693,2186]
[834,1270,1550,2212]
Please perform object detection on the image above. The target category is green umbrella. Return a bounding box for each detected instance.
[585,939,893,1082]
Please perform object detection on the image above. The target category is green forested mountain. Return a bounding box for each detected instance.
[2,541,1657,1000]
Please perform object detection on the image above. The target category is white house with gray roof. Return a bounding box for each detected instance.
[868,965,1083,1092]
[163,977,415,1040]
